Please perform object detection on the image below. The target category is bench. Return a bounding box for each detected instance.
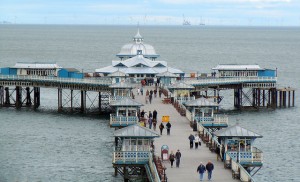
[162,98,171,104]
[232,169,240,179]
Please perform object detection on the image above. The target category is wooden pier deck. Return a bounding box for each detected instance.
[134,86,234,182]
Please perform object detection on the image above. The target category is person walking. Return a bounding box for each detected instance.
[194,134,200,149]
[148,117,153,129]
[188,134,195,149]
[169,151,175,168]
[137,88,140,95]
[166,122,171,135]
[153,118,157,131]
[206,160,214,181]
[149,94,152,104]
[159,123,164,135]
[140,87,143,95]
[175,149,182,168]
[153,110,157,121]
[197,162,206,181]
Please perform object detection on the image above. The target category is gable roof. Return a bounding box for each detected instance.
[212,64,264,71]
[213,124,263,138]
[110,97,143,107]
[184,97,219,107]
[114,124,160,138]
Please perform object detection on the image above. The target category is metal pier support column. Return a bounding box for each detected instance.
[34,87,40,109]
[26,87,32,106]
[58,88,63,112]
[292,90,295,107]
[70,90,73,112]
[16,86,22,108]
[99,92,102,113]
[288,91,291,107]
[81,90,86,113]
[0,86,4,107]
[4,87,10,106]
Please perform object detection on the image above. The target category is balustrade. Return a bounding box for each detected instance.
[112,151,150,164]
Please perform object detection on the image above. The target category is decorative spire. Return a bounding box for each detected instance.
[133,26,143,44]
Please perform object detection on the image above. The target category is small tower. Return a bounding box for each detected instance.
[133,28,143,44]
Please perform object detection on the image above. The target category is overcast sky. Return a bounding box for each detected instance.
[1,0,299,26]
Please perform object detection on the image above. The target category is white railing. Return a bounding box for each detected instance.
[175,96,195,104]
[197,122,221,147]
[0,75,112,85]
[194,115,228,125]
[110,114,138,126]
[112,151,150,163]
[184,77,277,86]
[148,153,161,182]
[186,109,193,121]
[109,96,126,103]
[228,153,258,182]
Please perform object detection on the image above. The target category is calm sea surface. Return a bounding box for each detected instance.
[0,25,300,181]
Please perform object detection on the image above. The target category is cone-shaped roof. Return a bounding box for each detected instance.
[213,124,262,138]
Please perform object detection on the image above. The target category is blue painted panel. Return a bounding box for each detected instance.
[258,69,276,77]
[58,69,83,79]
[0,67,10,75]
[58,69,69,78]
[0,68,17,75]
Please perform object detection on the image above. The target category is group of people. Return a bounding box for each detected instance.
[158,121,171,135]
[188,134,202,149]
[169,149,182,168]
[140,109,158,130]
[197,161,215,181]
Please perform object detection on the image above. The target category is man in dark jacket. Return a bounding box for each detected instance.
[188,134,195,149]
[166,122,171,135]
[153,110,157,120]
[197,162,206,181]
[206,160,214,181]
[175,149,182,168]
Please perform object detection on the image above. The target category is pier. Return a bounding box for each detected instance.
[0,30,296,182]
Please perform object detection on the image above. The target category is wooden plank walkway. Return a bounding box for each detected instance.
[134,86,234,182]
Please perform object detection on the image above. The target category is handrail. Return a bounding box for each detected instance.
[227,152,257,182]
[197,122,221,147]
[148,153,161,182]
[0,75,112,85]
[184,77,277,86]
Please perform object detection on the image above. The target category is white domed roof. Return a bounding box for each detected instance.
[118,43,157,56]
[116,29,159,60]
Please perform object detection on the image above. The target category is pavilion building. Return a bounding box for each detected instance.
[95,30,184,82]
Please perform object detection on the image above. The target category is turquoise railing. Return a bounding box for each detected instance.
[112,151,150,164]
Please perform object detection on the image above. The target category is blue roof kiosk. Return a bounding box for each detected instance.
[109,97,143,128]
[112,124,161,181]
[213,124,263,180]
